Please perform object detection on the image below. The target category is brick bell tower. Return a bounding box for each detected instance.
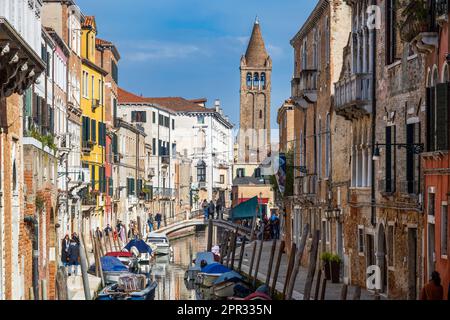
[239,18,272,164]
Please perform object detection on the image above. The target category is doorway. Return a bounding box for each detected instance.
[427,223,436,279]
[377,225,387,293]
[408,228,417,300]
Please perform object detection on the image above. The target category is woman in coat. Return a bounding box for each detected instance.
[61,234,70,268]
[68,238,80,276]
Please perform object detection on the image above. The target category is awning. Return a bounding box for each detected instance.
[231,196,261,221]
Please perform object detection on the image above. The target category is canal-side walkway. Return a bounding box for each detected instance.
[235,241,382,300]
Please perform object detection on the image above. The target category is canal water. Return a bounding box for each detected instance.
[150,230,207,300]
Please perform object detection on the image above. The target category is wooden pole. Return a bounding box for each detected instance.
[270,240,285,297]
[248,241,257,283]
[282,242,297,299]
[94,236,105,287]
[314,269,322,300]
[353,286,361,300]
[229,230,238,270]
[303,229,320,300]
[340,284,348,300]
[320,277,327,300]
[89,230,94,254]
[265,240,277,286]
[286,224,310,300]
[237,237,247,273]
[107,234,113,253]
[225,233,233,268]
[29,287,34,300]
[41,279,47,300]
[252,239,265,288]
[78,237,91,300]
[80,232,90,268]
[207,218,213,252]
[56,266,69,300]
[220,232,229,265]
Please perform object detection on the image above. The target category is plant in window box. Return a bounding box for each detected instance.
[321,252,332,280]
[398,0,429,43]
[330,254,342,284]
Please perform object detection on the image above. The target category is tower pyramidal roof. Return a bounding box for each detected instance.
[244,19,269,68]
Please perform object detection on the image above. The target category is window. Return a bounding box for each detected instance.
[131,111,147,123]
[317,119,322,178]
[259,110,263,119]
[406,122,420,194]
[387,225,394,267]
[159,114,164,126]
[91,119,97,143]
[442,204,448,256]
[164,116,170,128]
[254,168,261,178]
[172,143,176,156]
[152,111,156,123]
[111,60,119,84]
[91,165,96,190]
[172,119,175,130]
[82,116,90,142]
[386,0,397,65]
[325,114,331,178]
[197,115,205,124]
[197,160,206,182]
[91,75,94,100]
[385,125,396,193]
[220,175,225,184]
[260,73,266,89]
[253,73,259,89]
[246,73,252,88]
[236,168,245,178]
[152,138,156,156]
[325,17,330,65]
[108,178,114,197]
[127,177,135,196]
[358,227,365,253]
[428,192,436,216]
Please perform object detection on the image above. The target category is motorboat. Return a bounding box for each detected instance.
[228,284,272,301]
[146,232,172,256]
[185,252,216,282]
[96,274,158,300]
[105,251,138,271]
[195,263,231,288]
[212,271,250,299]
[88,256,135,284]
[124,239,153,264]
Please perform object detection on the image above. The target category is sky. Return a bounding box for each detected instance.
[76,0,317,141]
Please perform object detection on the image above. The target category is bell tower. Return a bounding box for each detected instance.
[239,18,272,163]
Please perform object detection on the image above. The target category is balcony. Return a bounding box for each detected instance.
[161,156,170,166]
[153,187,176,199]
[82,140,94,154]
[91,98,100,111]
[334,73,372,120]
[436,0,449,24]
[147,168,156,179]
[291,69,318,108]
[81,194,97,211]
[128,195,138,207]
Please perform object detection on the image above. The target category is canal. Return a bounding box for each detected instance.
[150,230,208,300]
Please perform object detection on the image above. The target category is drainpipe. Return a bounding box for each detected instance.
[24,215,39,300]
[370,0,377,227]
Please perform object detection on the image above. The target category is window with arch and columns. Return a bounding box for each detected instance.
[260,73,266,89]
[246,72,252,88]
[253,73,260,89]
[351,120,372,188]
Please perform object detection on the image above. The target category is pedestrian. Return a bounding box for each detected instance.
[216,198,222,219]
[68,237,80,276]
[209,200,215,219]
[104,224,112,236]
[202,200,209,219]
[95,226,102,239]
[155,212,162,230]
[421,271,444,300]
[71,232,80,244]
[119,222,126,242]
[271,213,280,240]
[147,214,154,233]
[61,234,70,269]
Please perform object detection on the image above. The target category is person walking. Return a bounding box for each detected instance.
[147,214,154,233]
[95,227,102,239]
[421,271,444,300]
[271,213,280,240]
[104,224,112,236]
[61,234,70,269]
[209,200,215,220]
[155,212,162,230]
[68,237,80,276]
[71,232,80,244]
[215,198,222,219]
[202,200,209,220]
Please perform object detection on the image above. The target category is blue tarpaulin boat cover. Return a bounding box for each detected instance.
[100,256,128,272]
[201,263,231,274]
[124,239,153,254]
[213,271,243,285]
[230,196,261,221]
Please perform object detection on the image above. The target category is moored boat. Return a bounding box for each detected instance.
[88,256,134,284]
[124,239,153,264]
[212,271,249,299]
[105,251,138,271]
[96,274,157,300]
[146,232,172,256]
[185,252,215,282]
[196,263,231,288]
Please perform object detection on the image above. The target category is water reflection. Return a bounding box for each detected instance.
[151,231,207,300]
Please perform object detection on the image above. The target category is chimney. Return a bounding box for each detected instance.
[214,99,221,112]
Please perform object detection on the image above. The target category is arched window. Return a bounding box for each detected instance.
[432,65,439,87]
[325,114,331,178]
[259,110,263,119]
[197,160,206,183]
[261,73,266,89]
[12,160,17,192]
[442,63,449,83]
[253,73,259,89]
[246,72,252,88]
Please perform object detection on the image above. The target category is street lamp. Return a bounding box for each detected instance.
[372,142,424,161]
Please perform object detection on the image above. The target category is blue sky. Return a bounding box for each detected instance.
[77,0,316,138]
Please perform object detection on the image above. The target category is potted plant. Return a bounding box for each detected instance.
[321,252,332,280]
[330,254,342,283]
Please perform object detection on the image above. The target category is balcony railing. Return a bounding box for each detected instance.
[153,187,176,199]
[82,140,94,154]
[291,69,318,104]
[334,73,372,120]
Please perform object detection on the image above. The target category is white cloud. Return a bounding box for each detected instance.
[267,44,283,57]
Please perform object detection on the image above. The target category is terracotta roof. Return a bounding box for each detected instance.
[118,87,214,113]
[96,38,112,46]
[82,16,95,28]
[96,37,121,60]
[245,21,269,67]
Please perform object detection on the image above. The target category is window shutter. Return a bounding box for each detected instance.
[91,119,96,143]
[385,126,393,193]
[426,87,433,151]
[436,82,449,151]
[406,123,415,193]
